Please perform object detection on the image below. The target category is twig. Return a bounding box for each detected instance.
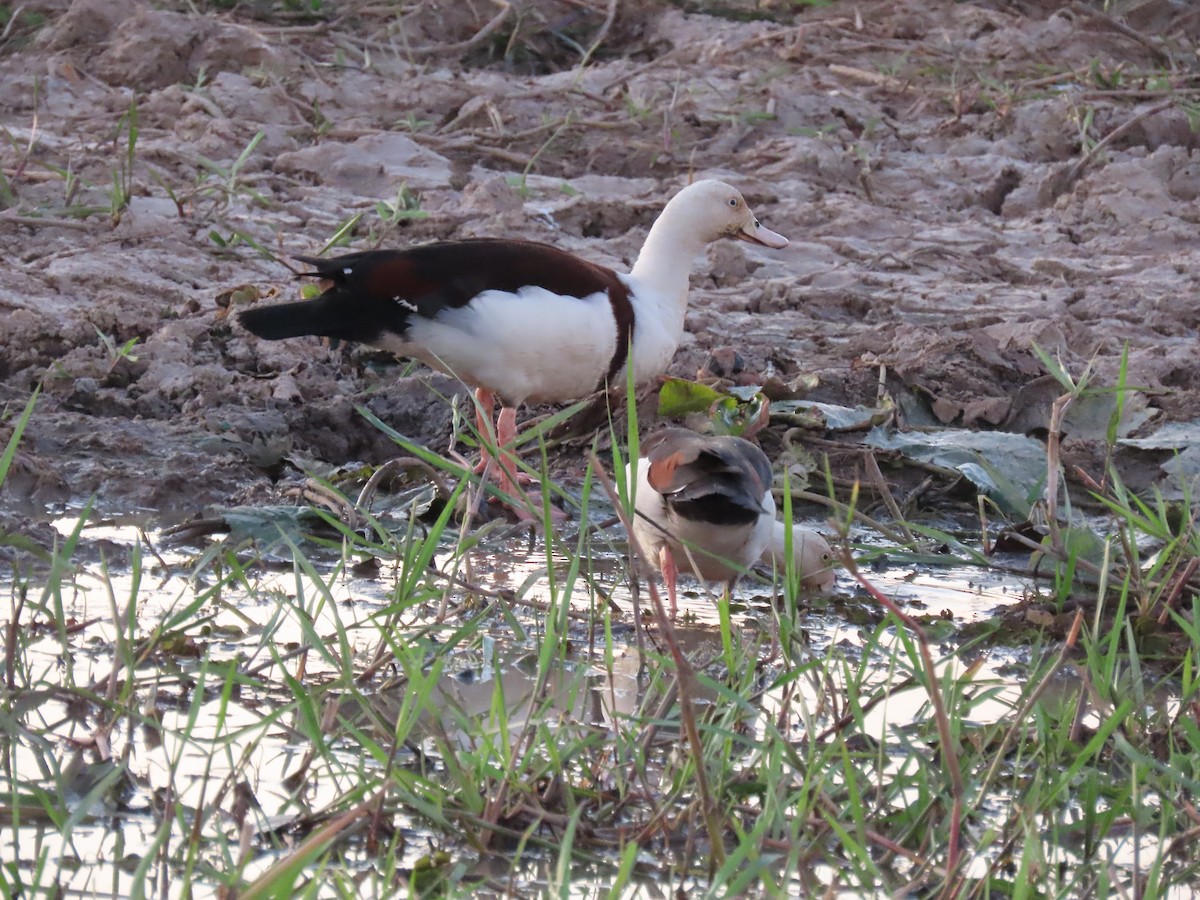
[977,495,991,556]
[719,17,853,55]
[1042,393,1072,554]
[0,5,26,43]
[992,525,1104,579]
[576,0,618,70]
[862,449,917,545]
[1157,556,1200,626]
[813,674,919,744]
[789,488,913,547]
[0,212,98,231]
[354,455,452,511]
[283,479,364,528]
[1069,2,1173,68]
[828,63,908,91]
[404,0,511,57]
[253,22,333,35]
[1052,98,1175,196]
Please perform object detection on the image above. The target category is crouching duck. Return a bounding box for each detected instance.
[237,180,787,517]
[764,519,837,594]
[630,428,834,615]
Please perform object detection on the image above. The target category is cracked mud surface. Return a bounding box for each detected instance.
[1,0,1198,524]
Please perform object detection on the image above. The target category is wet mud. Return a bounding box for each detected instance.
[1,0,1198,522]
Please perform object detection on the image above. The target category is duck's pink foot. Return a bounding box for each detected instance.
[469,390,566,524]
[499,491,569,525]
[472,449,538,487]
[469,466,568,525]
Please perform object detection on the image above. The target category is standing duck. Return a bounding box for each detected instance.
[237,180,787,515]
[630,428,833,615]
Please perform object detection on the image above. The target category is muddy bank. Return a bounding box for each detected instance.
[1,0,1198,522]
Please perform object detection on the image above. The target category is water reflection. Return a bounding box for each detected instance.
[337,642,643,752]
[1,514,1184,896]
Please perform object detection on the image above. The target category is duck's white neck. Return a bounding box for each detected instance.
[628,200,711,311]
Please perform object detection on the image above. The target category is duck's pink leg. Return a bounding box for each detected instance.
[469,390,564,523]
[659,545,680,619]
[499,405,568,522]
[472,388,512,482]
[493,404,523,500]
[473,388,496,462]
[472,390,518,489]
[471,390,520,485]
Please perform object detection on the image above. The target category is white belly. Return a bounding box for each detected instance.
[385,286,619,405]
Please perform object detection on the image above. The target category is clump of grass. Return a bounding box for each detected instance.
[191,129,269,212]
[370,182,428,246]
[108,98,139,224]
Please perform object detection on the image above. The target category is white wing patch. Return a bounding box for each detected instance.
[401,286,618,404]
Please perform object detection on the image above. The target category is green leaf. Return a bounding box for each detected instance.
[1045,524,1108,568]
[0,388,38,487]
[865,426,1047,516]
[217,505,333,543]
[657,377,726,416]
[771,398,892,431]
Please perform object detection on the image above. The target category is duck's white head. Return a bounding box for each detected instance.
[627,178,789,335]
[661,179,789,249]
[765,520,836,593]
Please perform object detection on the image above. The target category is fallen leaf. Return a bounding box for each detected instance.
[865,426,1047,516]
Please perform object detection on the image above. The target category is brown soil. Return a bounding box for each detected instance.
[1,0,1198,524]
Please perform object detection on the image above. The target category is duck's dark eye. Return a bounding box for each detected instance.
[728,198,739,207]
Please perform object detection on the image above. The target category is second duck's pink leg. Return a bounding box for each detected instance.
[493,404,523,500]
[659,545,680,619]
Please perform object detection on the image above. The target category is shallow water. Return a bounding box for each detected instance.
[0,512,1186,896]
